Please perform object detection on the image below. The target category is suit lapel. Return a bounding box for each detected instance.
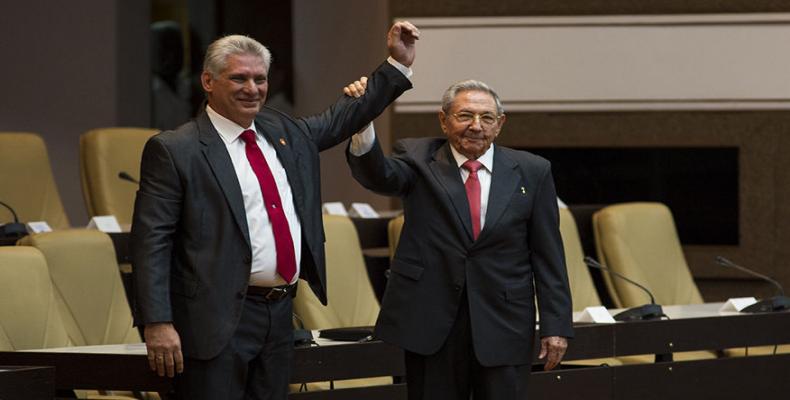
[255,118,306,220]
[478,146,520,242]
[429,143,474,241]
[197,112,251,247]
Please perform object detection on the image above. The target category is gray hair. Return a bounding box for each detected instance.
[203,35,272,77]
[441,80,504,115]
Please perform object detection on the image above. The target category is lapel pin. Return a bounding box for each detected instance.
[521,186,527,195]
[279,138,287,146]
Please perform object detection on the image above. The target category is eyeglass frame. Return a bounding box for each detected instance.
[450,111,504,128]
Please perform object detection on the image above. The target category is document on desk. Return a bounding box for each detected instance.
[24,343,148,354]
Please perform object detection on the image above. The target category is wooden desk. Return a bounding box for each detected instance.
[0,366,55,400]
[1,305,788,399]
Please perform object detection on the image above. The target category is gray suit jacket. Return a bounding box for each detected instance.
[347,137,573,367]
[131,62,411,359]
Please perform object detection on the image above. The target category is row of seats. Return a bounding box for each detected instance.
[0,230,143,399]
[0,129,156,228]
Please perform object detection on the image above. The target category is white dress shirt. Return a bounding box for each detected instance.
[206,105,302,286]
[350,124,494,230]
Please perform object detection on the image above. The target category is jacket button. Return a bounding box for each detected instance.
[237,290,246,299]
[243,256,252,264]
[454,285,462,291]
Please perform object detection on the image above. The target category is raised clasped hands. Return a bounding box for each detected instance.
[388,20,419,67]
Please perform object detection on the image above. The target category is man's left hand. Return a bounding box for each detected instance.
[538,336,568,371]
[343,76,368,98]
[387,21,419,67]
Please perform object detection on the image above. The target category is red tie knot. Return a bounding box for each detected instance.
[240,129,256,145]
[462,159,482,173]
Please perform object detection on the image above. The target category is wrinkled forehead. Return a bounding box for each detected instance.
[449,90,497,113]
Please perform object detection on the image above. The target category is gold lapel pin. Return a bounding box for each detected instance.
[521,186,527,195]
[279,138,287,146]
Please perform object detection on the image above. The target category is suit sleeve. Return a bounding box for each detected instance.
[530,163,574,339]
[296,61,412,152]
[130,135,182,326]
[346,138,415,197]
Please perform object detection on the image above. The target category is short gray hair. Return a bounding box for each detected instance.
[203,35,272,77]
[441,80,504,115]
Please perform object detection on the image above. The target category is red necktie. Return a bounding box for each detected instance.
[240,130,297,283]
[462,160,482,240]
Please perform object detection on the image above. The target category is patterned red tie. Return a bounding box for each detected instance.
[240,130,297,283]
[462,160,482,240]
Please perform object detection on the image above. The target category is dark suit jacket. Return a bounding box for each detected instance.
[347,137,573,367]
[131,62,411,360]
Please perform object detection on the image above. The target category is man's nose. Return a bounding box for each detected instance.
[468,116,484,130]
[242,79,256,92]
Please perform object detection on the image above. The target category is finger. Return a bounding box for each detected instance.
[156,354,166,377]
[175,350,185,374]
[401,21,420,39]
[165,351,176,378]
[343,87,352,96]
[360,76,368,88]
[147,353,157,372]
[538,340,548,359]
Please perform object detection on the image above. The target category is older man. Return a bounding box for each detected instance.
[346,79,573,400]
[131,22,418,399]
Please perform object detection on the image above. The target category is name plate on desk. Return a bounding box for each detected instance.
[719,297,758,312]
[87,215,122,233]
[575,306,616,323]
[349,202,379,218]
[26,221,52,233]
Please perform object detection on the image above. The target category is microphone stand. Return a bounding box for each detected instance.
[584,257,664,322]
[715,256,790,313]
[0,200,27,240]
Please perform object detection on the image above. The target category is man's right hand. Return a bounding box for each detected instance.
[144,322,184,377]
[387,21,419,67]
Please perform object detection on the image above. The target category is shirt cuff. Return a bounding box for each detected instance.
[349,123,376,156]
[387,56,413,80]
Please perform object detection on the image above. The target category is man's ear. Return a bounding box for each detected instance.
[201,71,213,93]
[438,111,448,134]
[495,113,506,137]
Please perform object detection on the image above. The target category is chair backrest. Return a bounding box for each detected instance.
[387,214,405,259]
[293,215,379,330]
[593,202,703,308]
[18,230,140,346]
[0,132,69,228]
[0,246,72,350]
[559,208,602,310]
[80,127,157,225]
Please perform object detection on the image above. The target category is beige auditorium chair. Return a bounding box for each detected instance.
[0,246,72,350]
[80,127,157,226]
[292,215,388,391]
[593,202,703,308]
[0,132,69,228]
[592,202,720,361]
[18,230,140,346]
[387,214,404,258]
[0,246,139,399]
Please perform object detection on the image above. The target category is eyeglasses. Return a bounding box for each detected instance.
[451,112,502,128]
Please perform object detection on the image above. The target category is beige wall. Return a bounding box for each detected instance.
[0,1,150,226]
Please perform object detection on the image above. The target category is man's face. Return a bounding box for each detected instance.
[438,90,505,160]
[202,53,268,127]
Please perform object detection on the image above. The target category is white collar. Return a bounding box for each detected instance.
[449,143,495,173]
[205,105,257,144]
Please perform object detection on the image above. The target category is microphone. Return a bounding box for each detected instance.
[0,200,28,239]
[715,256,790,313]
[584,256,664,321]
[118,171,140,184]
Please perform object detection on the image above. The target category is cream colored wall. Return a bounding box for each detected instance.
[395,14,790,113]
